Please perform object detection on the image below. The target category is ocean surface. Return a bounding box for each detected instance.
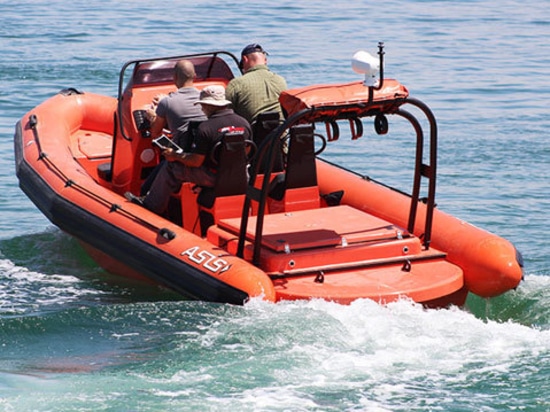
[1,1,549,411]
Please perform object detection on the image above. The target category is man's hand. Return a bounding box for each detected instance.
[162,148,180,162]
[152,93,168,106]
[145,107,157,122]
[144,94,168,123]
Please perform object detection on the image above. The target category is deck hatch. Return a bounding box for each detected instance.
[218,205,406,252]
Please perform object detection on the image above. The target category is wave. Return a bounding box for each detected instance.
[0,296,548,410]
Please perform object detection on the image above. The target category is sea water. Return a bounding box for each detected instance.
[0,1,549,411]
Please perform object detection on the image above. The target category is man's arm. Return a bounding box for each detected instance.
[225,80,240,109]
[147,112,167,138]
[145,94,169,138]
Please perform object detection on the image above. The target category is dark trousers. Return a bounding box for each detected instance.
[143,161,216,214]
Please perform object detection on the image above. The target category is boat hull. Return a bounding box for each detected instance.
[14,89,522,306]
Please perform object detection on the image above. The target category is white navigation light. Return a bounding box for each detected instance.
[352,50,380,87]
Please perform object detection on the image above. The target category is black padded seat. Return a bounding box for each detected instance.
[268,123,318,201]
[197,130,249,235]
[251,110,283,173]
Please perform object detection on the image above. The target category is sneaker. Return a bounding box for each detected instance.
[124,192,145,206]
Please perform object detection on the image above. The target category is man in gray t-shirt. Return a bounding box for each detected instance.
[145,60,206,145]
[141,60,206,195]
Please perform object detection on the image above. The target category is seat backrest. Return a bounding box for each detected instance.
[197,129,249,236]
[252,110,280,144]
[285,123,317,189]
[214,129,248,197]
[266,123,320,212]
[198,129,249,207]
[252,110,283,173]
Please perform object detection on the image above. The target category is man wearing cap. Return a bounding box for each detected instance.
[225,43,287,124]
[125,85,251,215]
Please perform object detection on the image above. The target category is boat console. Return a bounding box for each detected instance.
[106,51,241,195]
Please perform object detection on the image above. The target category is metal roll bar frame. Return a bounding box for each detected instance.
[237,43,438,264]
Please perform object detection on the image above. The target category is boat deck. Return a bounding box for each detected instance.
[208,204,464,303]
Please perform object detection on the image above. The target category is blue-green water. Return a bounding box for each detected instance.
[1,1,549,410]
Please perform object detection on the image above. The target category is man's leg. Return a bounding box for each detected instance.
[143,161,184,214]
[140,160,164,196]
[137,161,216,215]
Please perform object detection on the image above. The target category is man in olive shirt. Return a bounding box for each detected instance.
[226,43,287,124]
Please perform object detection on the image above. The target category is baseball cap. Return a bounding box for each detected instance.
[239,43,269,69]
[241,43,269,57]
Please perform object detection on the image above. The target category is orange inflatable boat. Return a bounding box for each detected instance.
[14,47,523,306]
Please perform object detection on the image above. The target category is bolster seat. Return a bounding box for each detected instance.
[197,129,249,236]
